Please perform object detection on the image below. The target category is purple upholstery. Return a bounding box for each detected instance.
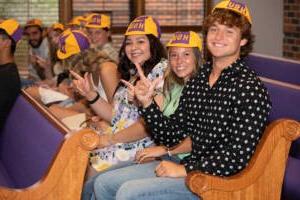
[0,95,64,188]
[0,161,13,187]
[263,82,300,122]
[246,54,300,85]
[262,81,300,200]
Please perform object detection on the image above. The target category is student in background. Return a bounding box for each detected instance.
[0,19,22,130]
[78,13,119,103]
[92,1,271,199]
[24,19,51,81]
[85,13,118,63]
[47,23,65,80]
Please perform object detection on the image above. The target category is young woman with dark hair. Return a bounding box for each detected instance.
[71,15,168,200]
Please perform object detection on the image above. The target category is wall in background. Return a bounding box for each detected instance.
[283,0,300,61]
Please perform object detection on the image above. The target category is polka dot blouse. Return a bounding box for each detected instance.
[139,58,272,176]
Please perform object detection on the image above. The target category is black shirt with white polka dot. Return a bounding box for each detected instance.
[139,58,272,176]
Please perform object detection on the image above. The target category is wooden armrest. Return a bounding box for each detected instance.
[186,119,300,200]
[0,129,99,200]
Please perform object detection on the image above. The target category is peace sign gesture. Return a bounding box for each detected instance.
[133,62,162,108]
[70,70,97,100]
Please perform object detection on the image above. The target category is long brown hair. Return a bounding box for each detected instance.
[163,47,202,97]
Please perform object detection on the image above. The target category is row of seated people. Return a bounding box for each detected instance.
[0,0,300,199]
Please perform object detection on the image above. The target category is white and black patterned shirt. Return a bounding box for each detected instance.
[139,58,272,176]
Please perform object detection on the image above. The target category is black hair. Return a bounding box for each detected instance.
[117,34,167,81]
[0,28,16,54]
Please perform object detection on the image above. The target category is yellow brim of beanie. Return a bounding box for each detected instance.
[213,0,252,24]
[125,16,159,38]
[167,31,202,51]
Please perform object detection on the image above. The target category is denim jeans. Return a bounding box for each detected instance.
[81,160,135,200]
[93,159,199,200]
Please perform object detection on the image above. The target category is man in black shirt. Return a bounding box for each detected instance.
[91,1,272,200]
[0,19,22,130]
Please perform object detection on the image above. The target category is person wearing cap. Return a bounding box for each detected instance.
[85,13,118,63]
[47,23,65,78]
[92,1,272,200]
[79,13,119,103]
[48,29,91,112]
[71,15,168,200]
[132,31,203,164]
[24,18,52,81]
[67,15,87,30]
[91,30,203,200]
[26,29,92,118]
[0,19,22,130]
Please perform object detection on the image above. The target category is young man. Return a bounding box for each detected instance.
[24,19,51,81]
[92,1,272,200]
[0,19,22,130]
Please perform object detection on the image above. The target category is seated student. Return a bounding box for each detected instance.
[23,19,51,82]
[0,19,22,130]
[25,29,91,119]
[92,1,272,200]
[133,31,203,163]
[85,13,119,63]
[70,15,168,200]
[47,23,65,81]
[79,13,119,103]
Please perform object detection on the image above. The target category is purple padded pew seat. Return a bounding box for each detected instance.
[0,94,65,188]
[262,80,300,200]
[246,53,300,85]
[263,81,300,122]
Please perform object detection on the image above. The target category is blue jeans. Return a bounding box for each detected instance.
[82,161,135,200]
[93,160,199,200]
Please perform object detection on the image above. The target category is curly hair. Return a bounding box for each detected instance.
[117,34,167,81]
[202,9,255,58]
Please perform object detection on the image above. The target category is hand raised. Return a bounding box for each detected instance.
[70,70,96,99]
[134,62,162,108]
[121,79,135,103]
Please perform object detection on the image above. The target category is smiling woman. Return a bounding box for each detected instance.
[70,15,168,200]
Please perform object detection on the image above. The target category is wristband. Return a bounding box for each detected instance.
[87,91,100,105]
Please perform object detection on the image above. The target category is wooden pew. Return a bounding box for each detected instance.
[186,78,300,200]
[0,90,99,200]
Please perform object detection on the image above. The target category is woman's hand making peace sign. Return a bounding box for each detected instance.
[121,62,162,108]
[70,70,98,101]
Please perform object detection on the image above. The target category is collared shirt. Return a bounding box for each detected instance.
[140,58,272,176]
